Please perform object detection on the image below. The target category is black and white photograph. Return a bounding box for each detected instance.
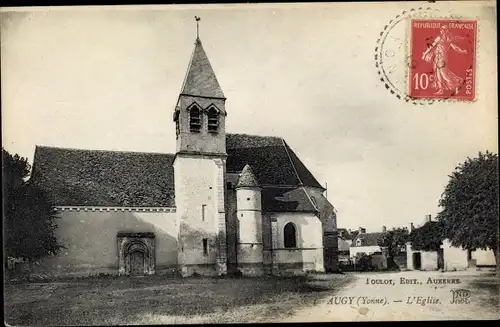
[1,1,498,324]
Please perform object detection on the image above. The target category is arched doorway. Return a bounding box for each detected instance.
[125,241,148,277]
[129,250,145,277]
[117,232,156,276]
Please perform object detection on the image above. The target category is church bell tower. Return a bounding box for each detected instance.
[173,19,228,277]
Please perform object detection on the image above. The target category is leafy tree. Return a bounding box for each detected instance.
[354,252,373,271]
[437,151,498,265]
[3,148,64,266]
[410,221,444,252]
[377,227,410,257]
[2,149,30,190]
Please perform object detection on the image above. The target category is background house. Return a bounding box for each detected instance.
[337,228,354,263]
[349,226,389,270]
[406,215,496,271]
[349,227,385,257]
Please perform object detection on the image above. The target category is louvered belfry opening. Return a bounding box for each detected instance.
[207,107,219,133]
[189,106,201,132]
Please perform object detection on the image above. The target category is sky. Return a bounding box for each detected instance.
[1,2,498,232]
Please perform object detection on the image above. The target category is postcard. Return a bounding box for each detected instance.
[2,1,498,324]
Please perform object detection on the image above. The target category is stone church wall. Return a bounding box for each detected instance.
[32,207,177,277]
[272,212,325,273]
[176,95,227,154]
[303,186,338,272]
[225,173,239,274]
[174,155,227,276]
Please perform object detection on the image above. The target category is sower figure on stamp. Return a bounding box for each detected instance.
[421,25,468,95]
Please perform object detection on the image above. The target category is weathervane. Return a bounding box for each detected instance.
[195,16,201,40]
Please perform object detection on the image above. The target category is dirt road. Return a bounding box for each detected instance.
[282,270,499,322]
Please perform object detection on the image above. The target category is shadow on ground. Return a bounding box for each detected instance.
[5,273,354,325]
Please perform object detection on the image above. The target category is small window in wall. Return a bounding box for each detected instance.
[203,239,208,255]
[189,106,201,133]
[284,223,297,248]
[356,239,362,246]
[207,107,219,133]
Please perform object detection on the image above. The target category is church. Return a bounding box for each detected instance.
[29,32,339,277]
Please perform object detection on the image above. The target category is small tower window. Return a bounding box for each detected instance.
[202,238,208,255]
[207,107,219,133]
[284,222,297,248]
[201,204,206,222]
[189,106,201,133]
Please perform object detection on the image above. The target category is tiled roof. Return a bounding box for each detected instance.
[30,147,175,207]
[226,134,324,189]
[236,164,259,188]
[351,232,385,247]
[31,134,326,209]
[180,38,225,99]
[261,187,317,213]
[303,187,336,226]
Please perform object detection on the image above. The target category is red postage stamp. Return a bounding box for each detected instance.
[409,19,477,100]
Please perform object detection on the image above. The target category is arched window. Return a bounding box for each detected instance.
[284,223,297,248]
[189,106,201,133]
[207,107,219,133]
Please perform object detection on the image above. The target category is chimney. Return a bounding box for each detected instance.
[409,223,414,232]
[382,225,387,233]
[425,214,432,223]
[358,227,366,233]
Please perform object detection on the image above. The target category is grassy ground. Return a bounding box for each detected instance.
[468,272,500,313]
[4,273,354,325]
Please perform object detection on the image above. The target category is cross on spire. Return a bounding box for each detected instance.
[195,16,201,41]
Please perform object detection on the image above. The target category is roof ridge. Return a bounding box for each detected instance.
[227,133,284,140]
[281,139,304,186]
[35,145,175,156]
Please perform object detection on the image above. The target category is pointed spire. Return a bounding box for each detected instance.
[179,19,225,99]
[236,164,260,189]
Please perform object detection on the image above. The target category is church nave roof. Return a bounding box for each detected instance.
[31,134,325,209]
